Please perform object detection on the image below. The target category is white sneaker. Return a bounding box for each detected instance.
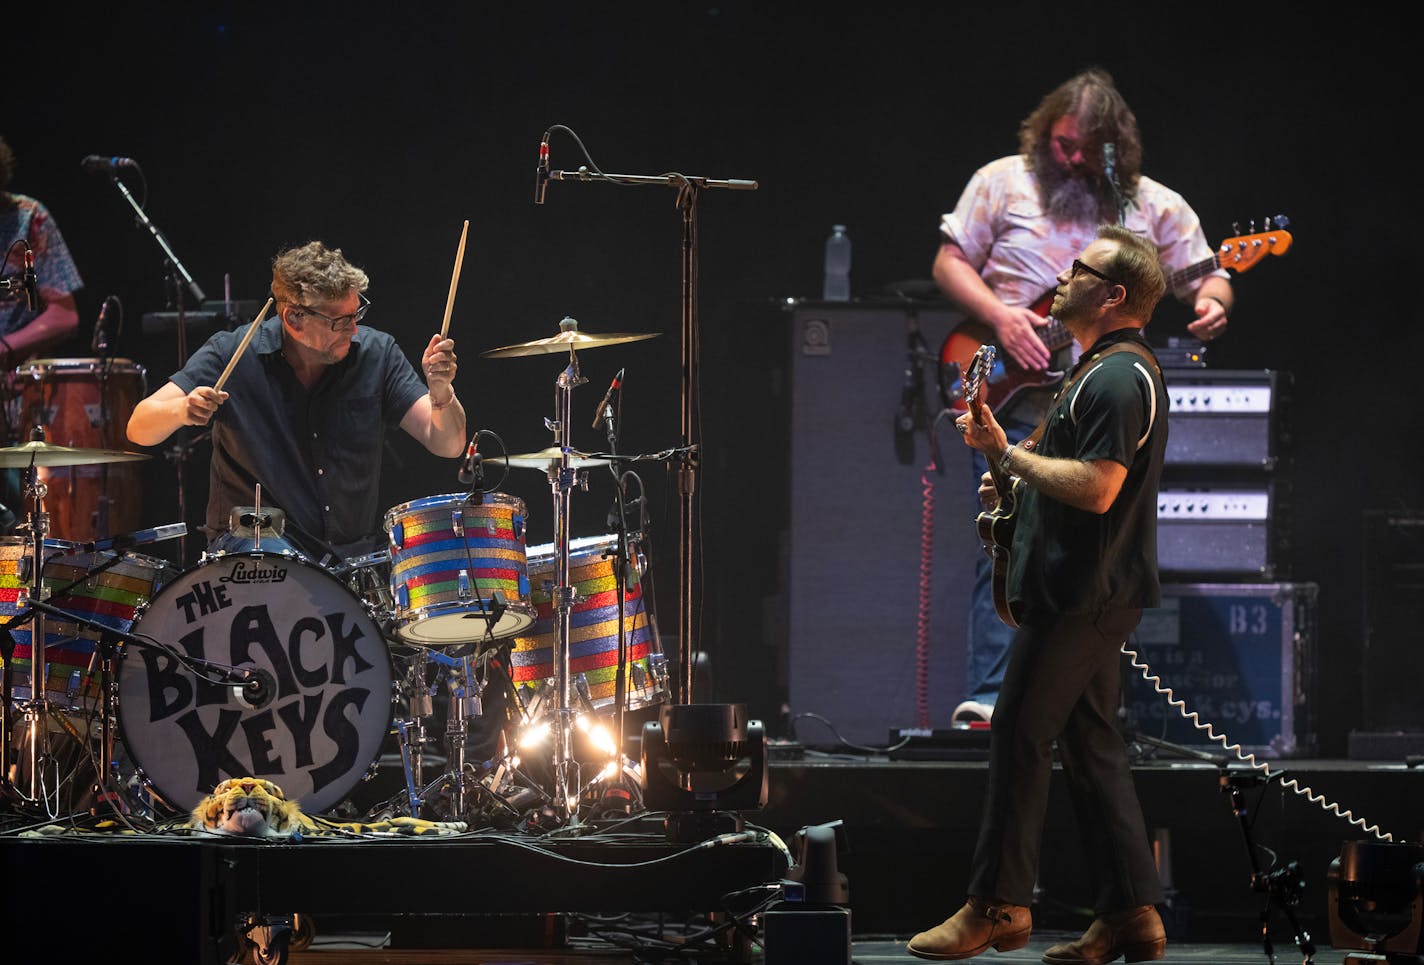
[953,699,994,724]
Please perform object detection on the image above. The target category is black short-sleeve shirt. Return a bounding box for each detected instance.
[168,317,427,559]
[1007,329,1168,616]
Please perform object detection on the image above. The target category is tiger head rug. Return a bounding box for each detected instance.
[190,777,466,839]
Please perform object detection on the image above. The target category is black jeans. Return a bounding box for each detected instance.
[967,607,1162,912]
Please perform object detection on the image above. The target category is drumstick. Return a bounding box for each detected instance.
[440,220,469,339]
[214,296,273,392]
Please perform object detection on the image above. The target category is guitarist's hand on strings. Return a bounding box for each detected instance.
[993,304,1053,371]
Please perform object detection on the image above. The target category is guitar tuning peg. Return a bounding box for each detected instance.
[1232,221,1242,236]
[1249,219,1257,233]
[1273,213,1291,229]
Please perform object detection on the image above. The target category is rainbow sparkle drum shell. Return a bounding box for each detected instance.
[510,534,668,712]
[0,538,175,707]
[383,492,535,645]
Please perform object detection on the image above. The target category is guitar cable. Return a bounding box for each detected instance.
[1121,643,1395,842]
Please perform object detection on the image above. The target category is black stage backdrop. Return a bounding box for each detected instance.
[5,4,1418,756]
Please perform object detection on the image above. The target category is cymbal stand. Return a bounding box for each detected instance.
[596,388,632,759]
[11,445,57,812]
[543,344,588,823]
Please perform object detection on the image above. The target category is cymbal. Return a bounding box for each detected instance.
[481,322,659,358]
[0,440,151,468]
[493,447,612,470]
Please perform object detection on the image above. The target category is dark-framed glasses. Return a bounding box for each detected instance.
[1070,259,1126,290]
[290,292,371,331]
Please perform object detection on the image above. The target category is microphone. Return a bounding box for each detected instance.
[592,367,624,429]
[893,348,920,466]
[457,433,483,485]
[81,155,140,175]
[21,248,39,312]
[76,522,187,554]
[1102,142,1116,183]
[534,131,550,205]
[92,294,119,353]
[235,667,277,711]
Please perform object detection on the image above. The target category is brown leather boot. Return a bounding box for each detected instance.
[907,897,1032,960]
[1041,904,1166,964]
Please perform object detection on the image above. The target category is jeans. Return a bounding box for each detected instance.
[963,412,1036,706]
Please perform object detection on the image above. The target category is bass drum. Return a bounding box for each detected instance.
[117,551,393,814]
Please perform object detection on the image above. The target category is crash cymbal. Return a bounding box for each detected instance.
[0,440,151,468]
[481,316,659,358]
[493,447,612,470]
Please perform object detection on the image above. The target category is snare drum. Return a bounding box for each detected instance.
[510,534,668,713]
[117,551,393,813]
[383,492,535,645]
[11,358,148,542]
[0,537,175,708]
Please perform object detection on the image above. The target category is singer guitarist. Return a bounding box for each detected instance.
[931,67,1233,727]
[911,224,1171,963]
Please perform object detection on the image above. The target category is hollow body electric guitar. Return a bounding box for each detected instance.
[939,219,1294,414]
[963,344,1025,628]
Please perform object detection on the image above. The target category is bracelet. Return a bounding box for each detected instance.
[429,392,456,411]
[1204,294,1229,312]
[1000,444,1016,472]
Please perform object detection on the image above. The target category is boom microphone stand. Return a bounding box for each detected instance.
[91,158,207,563]
[537,124,757,705]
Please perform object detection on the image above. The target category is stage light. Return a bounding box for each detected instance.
[641,703,768,843]
[1326,839,1424,961]
[518,720,551,750]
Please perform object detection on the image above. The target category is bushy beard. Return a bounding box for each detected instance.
[1032,151,1115,225]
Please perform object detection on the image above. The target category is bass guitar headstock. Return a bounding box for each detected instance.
[1218,214,1293,273]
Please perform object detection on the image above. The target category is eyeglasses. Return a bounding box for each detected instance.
[1070,259,1126,290]
[289,292,370,332]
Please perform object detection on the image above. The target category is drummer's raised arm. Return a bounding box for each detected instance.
[127,381,229,447]
[399,332,466,458]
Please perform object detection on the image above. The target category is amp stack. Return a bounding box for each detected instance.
[1123,348,1320,759]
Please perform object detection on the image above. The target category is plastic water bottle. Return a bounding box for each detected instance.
[823,225,851,301]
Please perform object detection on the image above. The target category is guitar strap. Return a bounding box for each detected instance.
[1017,336,1163,454]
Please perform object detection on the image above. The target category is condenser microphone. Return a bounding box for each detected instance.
[592,368,624,429]
[1102,142,1116,182]
[92,294,119,352]
[81,155,140,174]
[21,248,39,311]
[457,433,483,485]
[534,132,550,204]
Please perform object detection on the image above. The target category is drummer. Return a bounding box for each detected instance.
[126,240,465,562]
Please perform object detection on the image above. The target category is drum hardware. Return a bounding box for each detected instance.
[478,316,659,359]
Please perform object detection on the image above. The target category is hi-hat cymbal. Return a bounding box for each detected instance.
[481,317,659,358]
[0,440,151,468]
[493,447,612,470]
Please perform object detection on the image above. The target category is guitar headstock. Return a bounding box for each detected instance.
[1218,215,1293,273]
[962,344,996,412]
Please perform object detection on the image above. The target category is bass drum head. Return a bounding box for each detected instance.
[117,552,393,815]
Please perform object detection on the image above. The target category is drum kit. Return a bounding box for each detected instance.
[0,319,676,831]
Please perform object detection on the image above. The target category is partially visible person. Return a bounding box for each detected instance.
[908,224,1171,963]
[934,68,1233,723]
[0,134,84,531]
[0,134,82,373]
[126,240,465,561]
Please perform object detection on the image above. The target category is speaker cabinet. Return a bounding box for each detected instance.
[1360,510,1424,732]
[784,300,975,745]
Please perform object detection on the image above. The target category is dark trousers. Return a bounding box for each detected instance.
[967,608,1162,912]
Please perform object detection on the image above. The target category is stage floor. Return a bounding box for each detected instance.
[3,752,1420,963]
